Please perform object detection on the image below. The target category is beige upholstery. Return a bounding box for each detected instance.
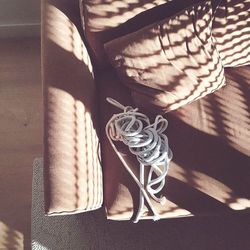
[105,0,225,112]
[213,0,250,67]
[42,0,103,215]
[79,0,202,66]
[97,67,250,220]
[42,0,250,219]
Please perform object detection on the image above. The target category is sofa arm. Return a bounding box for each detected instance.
[42,0,103,215]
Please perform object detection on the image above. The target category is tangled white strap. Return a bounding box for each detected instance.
[106,98,173,223]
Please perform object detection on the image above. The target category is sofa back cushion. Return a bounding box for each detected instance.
[104,0,226,112]
[212,0,250,67]
[79,0,201,67]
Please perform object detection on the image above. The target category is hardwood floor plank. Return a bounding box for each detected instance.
[0,37,42,250]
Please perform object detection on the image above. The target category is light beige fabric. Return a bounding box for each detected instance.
[213,0,250,67]
[79,0,202,66]
[105,1,225,112]
[42,0,103,215]
[97,67,250,220]
[42,0,250,220]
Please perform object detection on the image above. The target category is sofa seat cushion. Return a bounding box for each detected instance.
[98,66,250,221]
[105,0,225,112]
[213,0,250,67]
[79,0,202,67]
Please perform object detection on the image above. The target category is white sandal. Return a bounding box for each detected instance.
[105,97,173,223]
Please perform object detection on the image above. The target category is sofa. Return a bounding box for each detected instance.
[42,0,250,222]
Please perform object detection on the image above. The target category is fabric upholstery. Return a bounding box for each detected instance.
[213,0,250,67]
[105,0,225,112]
[42,0,250,221]
[98,67,250,220]
[79,0,202,67]
[42,0,103,215]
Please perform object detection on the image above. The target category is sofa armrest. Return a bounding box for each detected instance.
[42,0,103,215]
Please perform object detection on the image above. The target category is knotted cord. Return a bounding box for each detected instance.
[106,97,173,222]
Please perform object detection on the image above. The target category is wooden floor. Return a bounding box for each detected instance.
[0,38,42,250]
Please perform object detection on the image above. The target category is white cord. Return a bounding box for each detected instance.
[105,97,173,222]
